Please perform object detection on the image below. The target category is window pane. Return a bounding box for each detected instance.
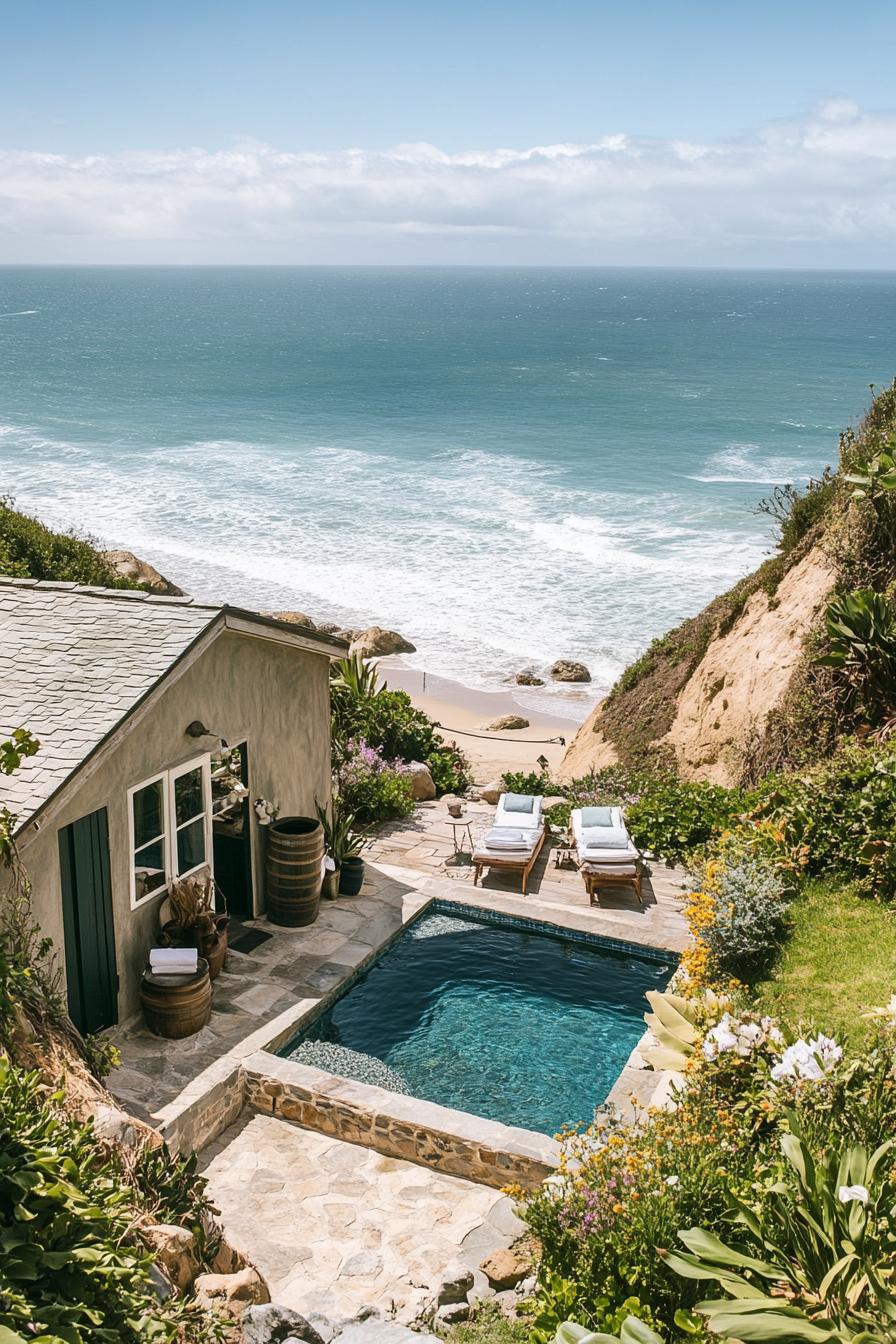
[177,817,206,873]
[175,768,203,826]
[133,780,164,849]
[134,839,166,900]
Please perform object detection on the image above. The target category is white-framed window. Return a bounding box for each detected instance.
[128,755,213,908]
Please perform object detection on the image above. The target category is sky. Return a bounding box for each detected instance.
[2,0,896,266]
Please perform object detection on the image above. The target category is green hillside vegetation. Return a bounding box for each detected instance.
[598,379,896,780]
[0,495,137,589]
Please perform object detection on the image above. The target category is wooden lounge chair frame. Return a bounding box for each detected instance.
[473,823,547,896]
[581,856,644,906]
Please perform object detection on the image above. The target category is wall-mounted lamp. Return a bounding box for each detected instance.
[185,721,229,747]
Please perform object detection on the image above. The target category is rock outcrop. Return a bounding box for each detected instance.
[349,626,416,658]
[267,611,318,629]
[103,549,184,596]
[512,670,545,686]
[559,544,838,787]
[483,715,530,731]
[550,659,591,683]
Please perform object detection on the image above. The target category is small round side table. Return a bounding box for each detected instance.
[447,816,475,857]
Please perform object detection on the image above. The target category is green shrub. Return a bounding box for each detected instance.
[755,469,837,554]
[333,683,470,795]
[699,854,791,982]
[624,776,745,862]
[544,801,572,830]
[0,495,134,588]
[0,1059,218,1342]
[337,739,415,824]
[501,770,555,796]
[747,738,896,896]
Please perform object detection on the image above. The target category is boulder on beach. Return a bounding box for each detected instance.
[103,550,184,596]
[478,780,503,804]
[550,659,591,683]
[483,714,530,731]
[513,669,545,686]
[349,625,416,658]
[266,611,318,629]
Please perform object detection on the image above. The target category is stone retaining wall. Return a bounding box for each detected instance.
[242,1050,559,1189]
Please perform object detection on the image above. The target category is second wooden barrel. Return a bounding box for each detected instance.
[266,815,324,927]
[141,959,212,1039]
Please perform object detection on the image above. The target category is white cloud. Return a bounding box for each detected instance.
[0,101,894,262]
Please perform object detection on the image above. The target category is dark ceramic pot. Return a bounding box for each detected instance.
[338,856,365,896]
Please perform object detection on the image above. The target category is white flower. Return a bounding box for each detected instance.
[665,1175,679,1186]
[704,1013,739,1056]
[771,1034,842,1083]
[809,1034,843,1067]
[838,1184,869,1205]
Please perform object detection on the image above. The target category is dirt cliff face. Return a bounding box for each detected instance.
[559,544,838,787]
[659,547,837,783]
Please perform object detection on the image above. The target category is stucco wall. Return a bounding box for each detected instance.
[14,629,332,1023]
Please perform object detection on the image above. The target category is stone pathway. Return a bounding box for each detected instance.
[199,1112,523,1324]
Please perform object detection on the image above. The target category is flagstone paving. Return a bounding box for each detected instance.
[199,1111,525,1324]
[107,799,686,1127]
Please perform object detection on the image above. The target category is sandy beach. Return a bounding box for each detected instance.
[379,661,584,783]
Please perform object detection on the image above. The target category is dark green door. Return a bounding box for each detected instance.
[58,808,118,1034]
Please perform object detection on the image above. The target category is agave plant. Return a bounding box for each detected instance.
[641,988,728,1072]
[661,1114,896,1342]
[315,794,367,867]
[330,653,382,700]
[815,589,896,722]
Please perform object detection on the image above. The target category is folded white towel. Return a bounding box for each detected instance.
[150,948,198,972]
[482,828,533,851]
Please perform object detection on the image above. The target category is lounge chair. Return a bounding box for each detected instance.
[472,793,546,895]
[571,805,643,905]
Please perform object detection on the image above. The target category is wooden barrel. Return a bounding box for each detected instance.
[141,959,212,1039]
[266,816,324,927]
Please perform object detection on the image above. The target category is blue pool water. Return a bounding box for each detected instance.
[282,906,674,1134]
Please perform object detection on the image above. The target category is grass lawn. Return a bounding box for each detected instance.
[448,1303,531,1344]
[753,877,896,1040]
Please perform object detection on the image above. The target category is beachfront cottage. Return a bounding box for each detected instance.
[0,577,346,1033]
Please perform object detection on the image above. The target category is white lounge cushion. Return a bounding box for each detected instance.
[581,826,631,850]
[495,794,543,830]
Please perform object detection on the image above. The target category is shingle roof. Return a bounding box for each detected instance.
[0,578,344,830]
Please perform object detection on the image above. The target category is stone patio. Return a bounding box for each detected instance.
[366,799,689,955]
[199,1111,524,1324]
[107,800,688,1129]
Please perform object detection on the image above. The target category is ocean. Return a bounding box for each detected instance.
[0,266,893,712]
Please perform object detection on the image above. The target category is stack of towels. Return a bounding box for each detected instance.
[483,829,532,851]
[149,947,198,975]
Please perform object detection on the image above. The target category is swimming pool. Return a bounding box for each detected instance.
[280,903,675,1135]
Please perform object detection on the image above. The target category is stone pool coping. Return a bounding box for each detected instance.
[156,887,682,1183]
